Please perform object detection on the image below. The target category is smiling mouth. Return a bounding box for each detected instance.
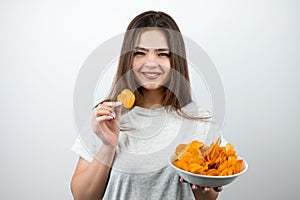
[141,72,162,80]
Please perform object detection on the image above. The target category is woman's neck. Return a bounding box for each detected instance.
[139,87,165,109]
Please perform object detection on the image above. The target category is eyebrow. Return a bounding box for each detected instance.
[134,46,170,52]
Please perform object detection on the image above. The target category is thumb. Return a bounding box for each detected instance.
[113,102,122,120]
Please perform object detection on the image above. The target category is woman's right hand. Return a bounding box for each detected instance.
[92,101,122,147]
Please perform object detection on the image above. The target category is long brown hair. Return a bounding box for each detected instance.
[105,11,209,119]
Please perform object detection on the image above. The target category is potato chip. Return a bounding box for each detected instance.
[207,169,219,176]
[176,144,187,155]
[172,138,244,176]
[173,160,188,171]
[117,89,135,109]
[188,163,202,173]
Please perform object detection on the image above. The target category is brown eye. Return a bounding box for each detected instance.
[134,51,145,56]
[158,53,170,57]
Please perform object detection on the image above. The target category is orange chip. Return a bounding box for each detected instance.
[228,155,237,164]
[218,161,229,172]
[219,168,229,176]
[188,163,202,173]
[207,169,219,176]
[228,167,234,175]
[172,137,244,176]
[176,144,187,155]
[188,157,205,166]
[189,140,204,150]
[173,160,188,171]
[234,160,243,174]
[181,152,193,163]
[117,89,135,108]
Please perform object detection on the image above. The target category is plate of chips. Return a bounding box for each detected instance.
[169,138,248,187]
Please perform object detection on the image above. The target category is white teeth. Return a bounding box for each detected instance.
[142,72,161,79]
[146,73,158,77]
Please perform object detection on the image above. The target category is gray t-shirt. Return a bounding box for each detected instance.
[71,103,211,200]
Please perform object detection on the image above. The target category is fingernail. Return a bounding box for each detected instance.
[213,186,222,192]
[115,102,122,106]
[111,112,116,119]
[108,116,114,119]
[202,187,210,193]
[192,185,198,190]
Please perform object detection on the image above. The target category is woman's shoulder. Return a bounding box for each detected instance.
[181,102,212,118]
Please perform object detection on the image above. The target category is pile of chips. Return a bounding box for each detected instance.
[172,138,244,176]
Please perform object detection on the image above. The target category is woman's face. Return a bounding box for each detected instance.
[132,30,171,90]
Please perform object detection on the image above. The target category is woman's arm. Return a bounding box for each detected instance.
[70,102,121,199]
[70,145,115,200]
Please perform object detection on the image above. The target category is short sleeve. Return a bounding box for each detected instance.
[71,138,94,163]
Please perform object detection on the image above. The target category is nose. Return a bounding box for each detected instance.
[145,53,158,68]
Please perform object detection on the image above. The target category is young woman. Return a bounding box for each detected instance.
[71,11,222,200]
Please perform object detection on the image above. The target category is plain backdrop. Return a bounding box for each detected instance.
[0,0,299,199]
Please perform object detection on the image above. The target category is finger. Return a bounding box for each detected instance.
[191,184,198,190]
[95,104,116,118]
[96,115,114,123]
[179,178,187,183]
[201,187,211,193]
[113,103,122,120]
[95,109,116,118]
[93,100,112,109]
[95,108,114,117]
[95,104,114,112]
[103,101,122,108]
[213,186,223,192]
[97,102,121,119]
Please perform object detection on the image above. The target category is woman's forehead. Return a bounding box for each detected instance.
[135,30,169,49]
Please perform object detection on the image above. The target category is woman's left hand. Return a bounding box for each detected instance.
[179,177,223,192]
[179,177,222,199]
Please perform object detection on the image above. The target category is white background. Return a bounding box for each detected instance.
[1,0,299,199]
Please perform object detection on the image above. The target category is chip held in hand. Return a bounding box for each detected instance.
[117,89,135,109]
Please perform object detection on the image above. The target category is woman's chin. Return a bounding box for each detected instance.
[140,83,165,91]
